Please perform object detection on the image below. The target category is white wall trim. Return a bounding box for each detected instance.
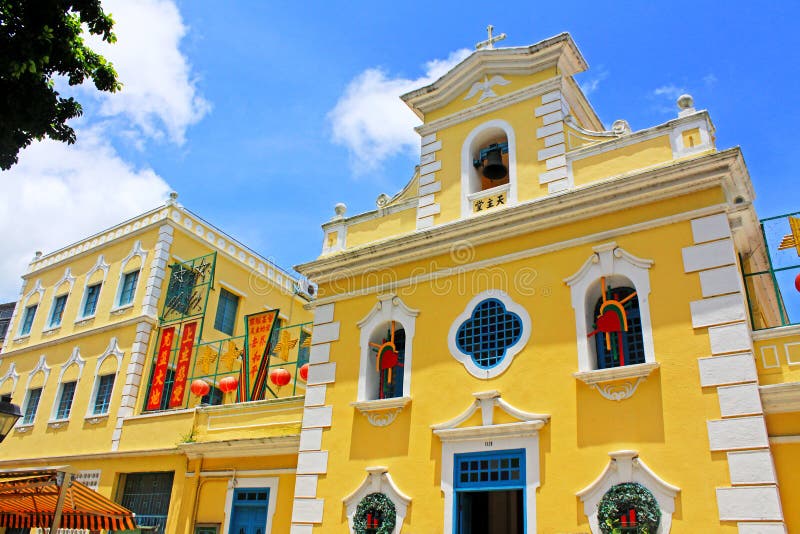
[85,337,125,418]
[447,289,531,379]
[577,450,679,534]
[0,363,19,395]
[25,355,50,391]
[112,240,148,308]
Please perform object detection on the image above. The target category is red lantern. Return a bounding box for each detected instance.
[190,379,210,397]
[269,368,291,388]
[795,272,800,293]
[299,363,309,382]
[218,376,238,393]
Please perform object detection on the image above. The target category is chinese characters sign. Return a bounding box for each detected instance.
[160,253,216,324]
[473,193,506,213]
[169,321,198,407]
[146,327,175,411]
[240,310,279,401]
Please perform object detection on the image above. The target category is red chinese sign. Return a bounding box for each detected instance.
[246,310,279,383]
[146,326,176,411]
[169,321,198,407]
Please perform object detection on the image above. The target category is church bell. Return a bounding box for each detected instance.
[474,143,509,181]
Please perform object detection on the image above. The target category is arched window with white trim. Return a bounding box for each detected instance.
[50,348,85,423]
[19,356,50,427]
[86,338,123,419]
[461,120,518,217]
[114,241,147,310]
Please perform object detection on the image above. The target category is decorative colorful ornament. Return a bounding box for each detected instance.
[190,379,210,397]
[299,363,309,382]
[369,322,404,399]
[353,493,396,534]
[795,272,800,293]
[269,367,291,388]
[778,216,800,256]
[218,376,238,393]
[598,482,661,534]
[587,277,637,367]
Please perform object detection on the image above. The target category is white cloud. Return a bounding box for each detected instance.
[579,67,608,96]
[0,127,172,301]
[703,73,718,89]
[653,84,686,100]
[0,0,206,301]
[328,49,471,173]
[88,0,211,144]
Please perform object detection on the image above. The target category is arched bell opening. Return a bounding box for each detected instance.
[470,129,510,192]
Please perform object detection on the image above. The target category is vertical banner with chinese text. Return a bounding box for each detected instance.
[146,327,176,411]
[169,321,198,407]
[240,309,279,401]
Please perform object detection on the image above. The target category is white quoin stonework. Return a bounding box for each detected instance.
[682,212,787,533]
[536,90,572,194]
[417,133,442,229]
[290,302,340,534]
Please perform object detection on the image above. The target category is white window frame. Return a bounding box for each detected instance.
[50,347,85,422]
[46,268,76,330]
[356,294,419,402]
[14,279,44,339]
[221,476,279,534]
[432,391,549,534]
[447,289,531,379]
[564,242,655,372]
[86,337,124,419]
[77,255,109,321]
[460,119,518,217]
[17,355,50,429]
[113,240,148,311]
[21,385,43,426]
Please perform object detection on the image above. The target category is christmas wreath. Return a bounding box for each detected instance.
[353,492,396,534]
[598,482,661,534]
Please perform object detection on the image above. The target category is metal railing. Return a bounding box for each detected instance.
[742,211,800,330]
[144,322,312,412]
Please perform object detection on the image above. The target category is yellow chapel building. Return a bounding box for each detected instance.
[0,32,797,534]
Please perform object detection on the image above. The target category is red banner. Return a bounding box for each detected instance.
[169,321,198,407]
[244,310,279,397]
[146,326,176,411]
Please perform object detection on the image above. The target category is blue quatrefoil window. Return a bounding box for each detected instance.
[455,298,523,370]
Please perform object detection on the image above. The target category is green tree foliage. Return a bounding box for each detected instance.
[0,0,121,170]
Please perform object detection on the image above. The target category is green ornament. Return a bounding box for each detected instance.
[353,492,397,534]
[598,482,661,534]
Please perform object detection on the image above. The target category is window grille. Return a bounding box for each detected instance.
[22,387,42,424]
[455,298,522,369]
[20,304,37,336]
[93,374,115,414]
[455,449,525,490]
[119,270,140,306]
[49,295,67,327]
[83,283,102,317]
[55,381,77,420]
[214,288,239,335]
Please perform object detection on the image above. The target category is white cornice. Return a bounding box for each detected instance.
[297,148,749,284]
[402,33,587,118]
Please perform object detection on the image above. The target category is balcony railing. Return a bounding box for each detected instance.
[743,211,800,330]
[144,321,312,412]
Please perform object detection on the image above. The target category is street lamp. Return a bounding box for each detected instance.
[0,395,22,442]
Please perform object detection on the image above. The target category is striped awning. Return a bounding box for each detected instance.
[0,470,136,530]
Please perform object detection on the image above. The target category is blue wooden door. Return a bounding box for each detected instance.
[229,488,269,534]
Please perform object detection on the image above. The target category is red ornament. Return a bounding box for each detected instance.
[269,368,292,388]
[190,379,210,397]
[795,272,800,293]
[218,376,238,393]
[299,363,309,382]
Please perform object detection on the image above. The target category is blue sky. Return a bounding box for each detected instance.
[2,1,799,301]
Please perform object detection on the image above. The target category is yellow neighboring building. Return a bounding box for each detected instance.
[0,193,312,533]
[292,33,799,533]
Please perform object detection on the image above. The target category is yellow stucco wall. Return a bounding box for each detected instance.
[571,135,674,187]
[313,192,739,532]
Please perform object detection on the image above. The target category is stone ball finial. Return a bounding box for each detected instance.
[334,202,347,218]
[376,193,390,208]
[677,94,694,110]
[34,251,42,259]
